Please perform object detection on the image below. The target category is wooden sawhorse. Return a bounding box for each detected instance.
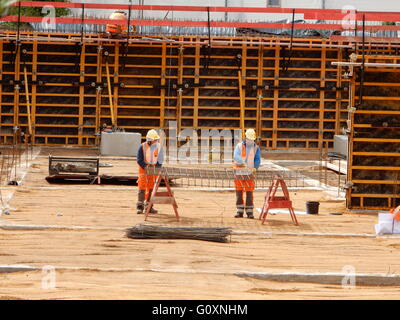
[259,176,299,226]
[144,174,179,221]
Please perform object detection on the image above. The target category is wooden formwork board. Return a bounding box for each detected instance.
[0,33,354,149]
[347,54,400,210]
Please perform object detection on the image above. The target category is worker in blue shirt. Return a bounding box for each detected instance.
[233,129,261,218]
[136,129,164,214]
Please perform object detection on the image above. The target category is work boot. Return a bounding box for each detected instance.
[136,202,144,214]
[235,204,245,218]
[245,206,254,219]
[235,190,244,218]
[136,190,145,214]
[144,201,158,214]
[245,192,254,219]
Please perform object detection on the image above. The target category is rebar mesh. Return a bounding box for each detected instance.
[145,166,308,189]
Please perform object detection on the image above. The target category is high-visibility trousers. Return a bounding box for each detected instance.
[234,179,255,192]
[233,166,255,192]
[106,24,122,33]
[138,165,157,199]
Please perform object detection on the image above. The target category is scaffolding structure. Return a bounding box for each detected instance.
[0,32,353,149]
[0,2,400,210]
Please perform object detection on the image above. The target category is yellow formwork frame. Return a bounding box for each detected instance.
[271,45,280,149]
[318,44,327,150]
[78,43,85,146]
[160,42,166,128]
[95,42,103,146]
[256,45,264,143]
[193,40,200,129]
[13,43,21,145]
[31,40,38,144]
[113,44,120,128]
[0,41,3,144]
[0,34,360,149]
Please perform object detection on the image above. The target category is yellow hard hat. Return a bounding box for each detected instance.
[146,129,160,141]
[245,129,256,141]
[110,11,127,20]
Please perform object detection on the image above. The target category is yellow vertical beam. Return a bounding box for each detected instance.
[238,70,245,139]
[319,44,327,149]
[78,43,85,146]
[160,43,166,128]
[176,43,184,133]
[113,44,120,128]
[335,47,343,135]
[95,43,103,146]
[105,57,115,127]
[23,61,32,136]
[346,73,356,208]
[193,40,200,128]
[272,45,280,149]
[239,42,247,139]
[0,41,3,143]
[256,45,264,141]
[13,44,21,144]
[31,40,37,144]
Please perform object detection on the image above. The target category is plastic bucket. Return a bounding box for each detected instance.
[306,201,320,215]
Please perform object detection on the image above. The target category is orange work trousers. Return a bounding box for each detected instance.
[234,166,255,192]
[234,179,255,192]
[138,166,157,200]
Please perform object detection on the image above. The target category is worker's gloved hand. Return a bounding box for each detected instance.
[252,168,257,174]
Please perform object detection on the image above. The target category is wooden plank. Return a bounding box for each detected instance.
[353,152,400,157]
[351,193,400,198]
[352,166,400,170]
[353,138,400,143]
[352,180,400,184]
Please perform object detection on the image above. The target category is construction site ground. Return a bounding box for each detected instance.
[1,147,400,300]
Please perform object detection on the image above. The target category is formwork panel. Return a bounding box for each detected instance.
[0,33,350,149]
[348,55,400,210]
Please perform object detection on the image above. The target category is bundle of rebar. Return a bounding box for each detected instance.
[126,224,232,243]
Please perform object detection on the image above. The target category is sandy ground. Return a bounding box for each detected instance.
[0,147,399,300]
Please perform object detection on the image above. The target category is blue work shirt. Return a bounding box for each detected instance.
[233,140,261,169]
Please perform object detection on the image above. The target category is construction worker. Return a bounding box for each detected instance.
[233,128,260,219]
[136,129,164,214]
[106,10,128,37]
